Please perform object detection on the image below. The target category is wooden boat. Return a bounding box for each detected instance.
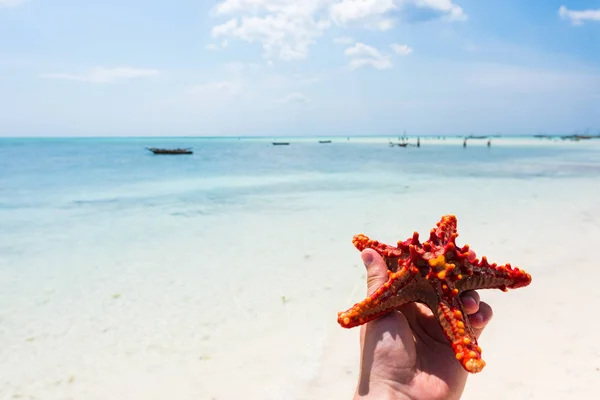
[272,142,290,146]
[389,142,413,148]
[318,140,332,144]
[146,147,193,155]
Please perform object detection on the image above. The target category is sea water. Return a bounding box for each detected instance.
[1,137,599,399]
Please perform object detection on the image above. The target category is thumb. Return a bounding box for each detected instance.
[361,249,389,296]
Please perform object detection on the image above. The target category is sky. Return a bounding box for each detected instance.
[0,0,599,137]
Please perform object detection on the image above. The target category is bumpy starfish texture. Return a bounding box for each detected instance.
[337,215,532,373]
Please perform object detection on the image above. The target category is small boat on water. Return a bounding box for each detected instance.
[272,142,290,146]
[146,147,193,155]
[318,140,332,144]
[389,142,413,148]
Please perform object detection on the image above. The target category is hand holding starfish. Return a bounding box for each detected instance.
[354,249,493,400]
[340,216,531,398]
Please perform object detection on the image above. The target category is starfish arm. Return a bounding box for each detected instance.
[428,215,458,246]
[338,265,417,328]
[352,234,409,271]
[456,258,532,293]
[429,295,486,373]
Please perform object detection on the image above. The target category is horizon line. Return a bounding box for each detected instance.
[0,133,586,139]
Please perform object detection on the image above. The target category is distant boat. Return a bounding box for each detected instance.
[272,142,290,146]
[467,135,488,139]
[146,147,193,155]
[318,140,332,144]
[563,134,598,141]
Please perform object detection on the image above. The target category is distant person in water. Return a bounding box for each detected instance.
[353,249,493,400]
[487,139,491,147]
[463,138,467,148]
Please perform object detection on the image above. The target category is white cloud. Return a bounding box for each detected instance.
[345,42,392,69]
[0,0,28,8]
[276,92,310,103]
[187,81,242,96]
[391,43,412,55]
[211,18,238,36]
[558,5,600,25]
[333,36,354,45]
[330,0,397,29]
[208,0,465,60]
[330,0,465,29]
[40,67,159,83]
[210,1,332,61]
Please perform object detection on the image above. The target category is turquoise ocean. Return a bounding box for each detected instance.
[2,137,599,221]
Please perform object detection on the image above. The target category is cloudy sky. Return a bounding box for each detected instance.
[1,0,599,137]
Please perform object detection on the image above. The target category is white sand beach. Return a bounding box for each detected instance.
[1,140,599,400]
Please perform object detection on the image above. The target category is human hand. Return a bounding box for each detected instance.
[354,249,494,400]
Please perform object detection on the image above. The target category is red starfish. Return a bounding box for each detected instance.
[337,215,532,373]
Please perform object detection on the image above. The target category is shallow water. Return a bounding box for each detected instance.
[1,137,598,210]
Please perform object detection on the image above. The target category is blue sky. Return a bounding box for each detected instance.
[0,0,599,136]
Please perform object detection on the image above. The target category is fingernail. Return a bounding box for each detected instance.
[362,251,374,267]
[469,313,483,326]
[462,295,474,306]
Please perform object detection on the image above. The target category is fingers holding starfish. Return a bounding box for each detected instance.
[460,291,493,337]
[361,249,387,296]
[461,290,480,313]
